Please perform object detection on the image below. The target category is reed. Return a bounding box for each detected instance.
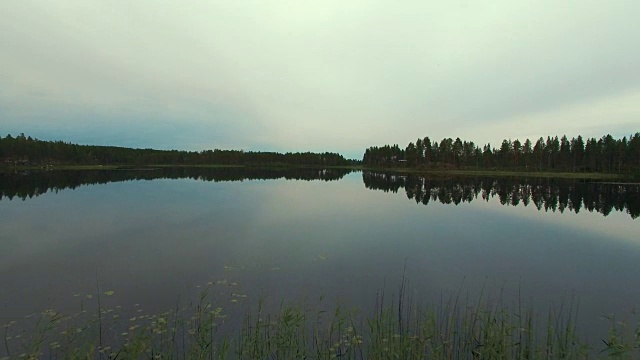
[2,284,638,359]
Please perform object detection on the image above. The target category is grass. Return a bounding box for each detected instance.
[2,282,639,360]
[4,163,636,182]
[359,166,630,181]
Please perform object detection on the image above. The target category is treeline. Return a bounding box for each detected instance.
[363,172,640,219]
[363,133,640,173]
[0,133,350,166]
[0,167,353,201]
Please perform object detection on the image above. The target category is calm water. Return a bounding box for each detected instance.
[1,168,639,343]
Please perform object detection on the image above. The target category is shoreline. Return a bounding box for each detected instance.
[2,163,637,182]
[358,166,635,181]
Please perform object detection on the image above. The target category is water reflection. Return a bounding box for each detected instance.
[363,172,640,219]
[0,167,352,201]
[0,169,639,348]
[2,168,638,219]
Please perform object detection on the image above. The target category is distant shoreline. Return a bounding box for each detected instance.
[0,163,353,173]
[358,166,634,181]
[2,163,637,182]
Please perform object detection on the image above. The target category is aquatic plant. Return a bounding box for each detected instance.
[1,283,638,359]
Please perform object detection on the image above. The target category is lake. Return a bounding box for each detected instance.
[1,167,639,346]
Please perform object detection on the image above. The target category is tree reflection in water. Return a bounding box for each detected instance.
[0,167,352,201]
[363,172,640,219]
[2,168,638,219]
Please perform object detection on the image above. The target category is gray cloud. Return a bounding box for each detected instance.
[1,0,638,158]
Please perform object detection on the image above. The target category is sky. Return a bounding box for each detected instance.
[1,0,639,159]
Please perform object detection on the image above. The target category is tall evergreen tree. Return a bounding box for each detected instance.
[416,138,425,165]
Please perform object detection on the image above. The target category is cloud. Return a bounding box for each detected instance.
[474,89,640,145]
[1,0,638,156]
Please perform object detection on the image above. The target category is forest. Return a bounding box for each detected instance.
[363,133,640,173]
[4,132,640,174]
[0,133,350,167]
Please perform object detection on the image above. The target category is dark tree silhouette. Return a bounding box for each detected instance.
[0,135,351,167]
[363,132,640,174]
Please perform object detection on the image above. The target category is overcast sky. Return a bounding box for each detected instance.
[1,1,638,158]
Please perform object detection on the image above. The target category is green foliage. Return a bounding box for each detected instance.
[0,135,351,167]
[363,132,640,174]
[3,288,639,359]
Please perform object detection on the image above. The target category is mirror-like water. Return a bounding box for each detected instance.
[1,168,638,344]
